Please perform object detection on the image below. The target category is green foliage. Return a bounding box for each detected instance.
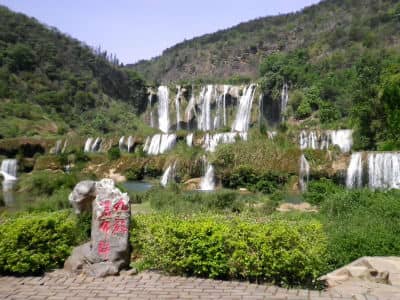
[303,179,341,205]
[107,146,121,161]
[131,214,328,286]
[0,211,81,275]
[125,167,144,181]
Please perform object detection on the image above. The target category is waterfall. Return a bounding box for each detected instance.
[62,140,68,153]
[127,136,134,152]
[368,153,400,189]
[1,159,17,206]
[200,162,215,191]
[198,85,214,131]
[175,86,182,130]
[84,137,93,152]
[145,134,177,155]
[149,94,154,128]
[186,133,194,147]
[346,152,363,189]
[231,84,256,132]
[203,132,247,152]
[299,130,353,153]
[119,136,125,151]
[329,130,353,153]
[185,90,196,129]
[53,140,62,154]
[143,137,150,152]
[91,137,102,152]
[299,154,310,192]
[160,161,177,187]
[223,85,229,127]
[157,86,170,133]
[281,83,289,122]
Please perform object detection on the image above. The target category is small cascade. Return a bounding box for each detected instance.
[232,84,256,132]
[91,137,102,152]
[160,161,177,187]
[223,85,229,127]
[203,132,247,152]
[299,130,353,153]
[186,133,194,147]
[346,152,363,189]
[157,86,170,133]
[175,86,182,130]
[200,159,215,191]
[299,154,310,192]
[185,91,196,129]
[198,85,214,131]
[143,137,151,152]
[119,136,125,151]
[145,134,177,155]
[127,136,134,152]
[149,94,154,128]
[368,153,400,189]
[84,137,93,152]
[52,140,63,154]
[281,83,289,122]
[1,159,17,206]
[61,140,68,153]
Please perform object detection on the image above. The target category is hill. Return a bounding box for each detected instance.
[0,5,152,139]
[129,0,400,84]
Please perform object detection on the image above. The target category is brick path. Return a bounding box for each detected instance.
[0,270,397,300]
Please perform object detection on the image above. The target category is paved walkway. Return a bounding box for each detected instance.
[0,270,397,300]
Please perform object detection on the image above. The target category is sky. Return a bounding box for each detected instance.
[0,0,321,64]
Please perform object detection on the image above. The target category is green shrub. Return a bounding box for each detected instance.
[303,178,340,205]
[131,214,328,287]
[125,167,144,180]
[107,146,121,161]
[0,211,81,275]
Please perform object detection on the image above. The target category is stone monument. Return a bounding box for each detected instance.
[65,178,131,277]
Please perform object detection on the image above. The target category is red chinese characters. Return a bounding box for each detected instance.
[99,200,112,218]
[99,220,111,233]
[114,199,129,211]
[97,240,110,258]
[112,219,128,234]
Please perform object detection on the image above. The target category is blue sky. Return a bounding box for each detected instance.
[0,0,320,64]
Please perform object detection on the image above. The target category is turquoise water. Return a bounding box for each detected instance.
[122,181,153,192]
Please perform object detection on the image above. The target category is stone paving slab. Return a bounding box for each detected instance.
[0,270,391,300]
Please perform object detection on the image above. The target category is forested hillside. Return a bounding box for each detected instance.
[130,0,400,84]
[0,5,150,138]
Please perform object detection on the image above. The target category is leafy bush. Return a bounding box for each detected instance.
[125,167,144,181]
[0,211,81,275]
[107,146,121,161]
[131,214,328,287]
[303,178,340,205]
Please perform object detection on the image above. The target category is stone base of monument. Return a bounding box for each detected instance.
[64,179,131,277]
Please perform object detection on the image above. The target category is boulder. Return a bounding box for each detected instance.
[65,178,131,277]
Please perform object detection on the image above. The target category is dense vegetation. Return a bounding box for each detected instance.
[0,5,149,138]
[131,0,400,84]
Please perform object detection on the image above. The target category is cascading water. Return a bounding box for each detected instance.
[175,86,182,130]
[281,83,289,122]
[346,152,363,189]
[203,132,247,152]
[145,134,177,155]
[143,137,150,152]
[84,137,93,153]
[149,94,154,128]
[299,154,310,192]
[223,85,229,127]
[198,85,214,131]
[91,137,102,152]
[160,161,177,187]
[231,84,256,132]
[127,136,134,152]
[1,159,17,206]
[368,153,400,189]
[185,90,196,130]
[299,130,353,153]
[158,86,170,133]
[119,136,125,151]
[200,159,215,191]
[186,133,194,147]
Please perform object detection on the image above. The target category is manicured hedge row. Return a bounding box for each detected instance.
[131,214,328,286]
[0,211,81,275]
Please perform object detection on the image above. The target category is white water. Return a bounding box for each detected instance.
[149,94,154,128]
[143,137,150,152]
[175,86,182,130]
[299,130,353,153]
[53,140,62,154]
[231,84,256,132]
[1,159,17,191]
[203,132,247,152]
[368,153,400,189]
[127,136,134,152]
[186,133,194,147]
[281,83,289,122]
[200,163,215,191]
[119,136,125,151]
[346,152,363,189]
[185,90,196,128]
[160,161,177,187]
[198,85,214,131]
[158,86,170,133]
[223,85,229,126]
[145,134,177,155]
[91,137,101,152]
[299,154,310,192]
[84,137,93,152]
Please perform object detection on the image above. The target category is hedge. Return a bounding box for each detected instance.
[0,211,81,275]
[131,214,328,287]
